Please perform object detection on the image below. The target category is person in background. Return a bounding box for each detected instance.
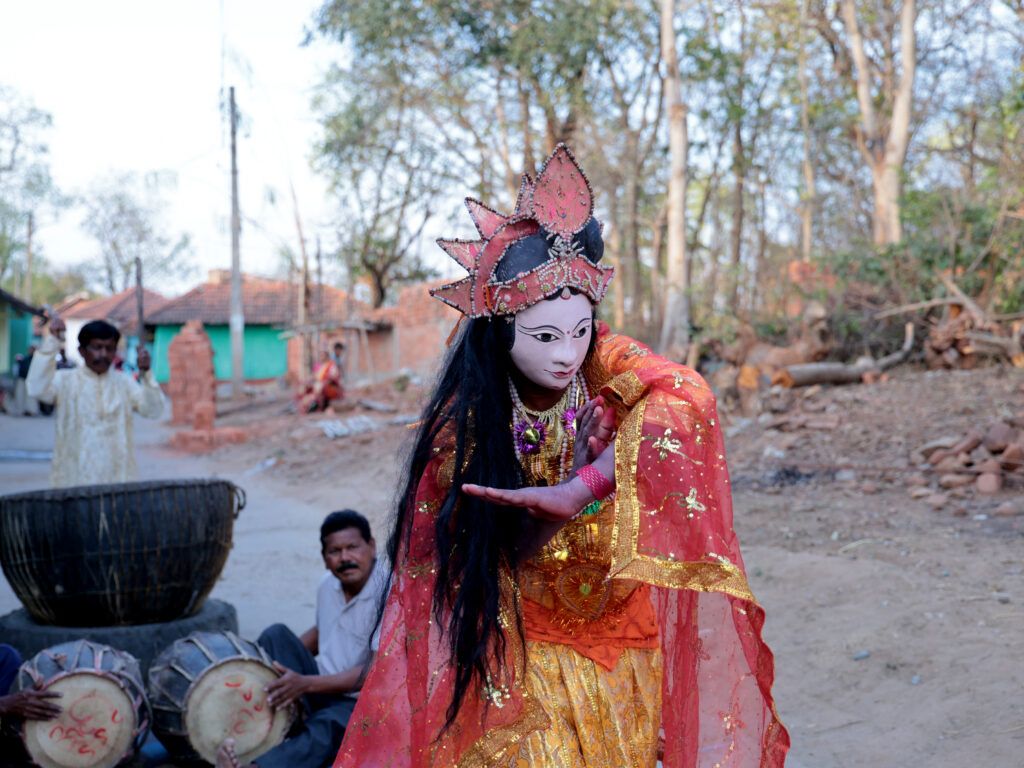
[11,347,39,416]
[329,341,346,384]
[27,316,164,488]
[216,510,387,768]
[296,349,343,413]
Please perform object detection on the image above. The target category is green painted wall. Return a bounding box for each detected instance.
[3,310,32,374]
[153,323,288,383]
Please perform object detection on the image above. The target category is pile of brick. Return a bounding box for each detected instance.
[166,321,247,453]
[166,321,216,426]
[919,420,1024,496]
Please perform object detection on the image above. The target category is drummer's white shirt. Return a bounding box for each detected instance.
[315,558,387,698]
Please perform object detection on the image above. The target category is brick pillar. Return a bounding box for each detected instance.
[167,321,216,426]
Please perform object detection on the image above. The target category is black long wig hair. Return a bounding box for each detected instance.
[384,219,605,733]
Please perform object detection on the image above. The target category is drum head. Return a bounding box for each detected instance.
[184,658,293,764]
[22,673,136,768]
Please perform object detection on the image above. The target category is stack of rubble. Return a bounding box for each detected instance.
[918,419,1024,496]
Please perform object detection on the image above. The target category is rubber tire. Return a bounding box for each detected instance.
[0,599,238,677]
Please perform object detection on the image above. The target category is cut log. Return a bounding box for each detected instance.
[962,330,1024,367]
[772,322,914,388]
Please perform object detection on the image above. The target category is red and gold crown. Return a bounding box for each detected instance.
[430,144,614,318]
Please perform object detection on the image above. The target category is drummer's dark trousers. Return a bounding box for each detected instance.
[255,624,356,768]
[1,645,33,763]
[0,645,19,694]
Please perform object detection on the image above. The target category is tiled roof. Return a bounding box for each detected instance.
[146,276,366,326]
[61,287,169,337]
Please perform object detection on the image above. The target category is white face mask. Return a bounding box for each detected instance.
[509,292,593,392]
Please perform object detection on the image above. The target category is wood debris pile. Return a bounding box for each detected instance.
[919,274,1024,370]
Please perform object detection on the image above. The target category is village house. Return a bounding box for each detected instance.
[54,286,168,369]
[146,271,372,385]
[0,287,42,377]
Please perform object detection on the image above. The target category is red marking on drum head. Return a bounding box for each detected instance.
[111,708,121,723]
[225,680,243,687]
[242,687,253,702]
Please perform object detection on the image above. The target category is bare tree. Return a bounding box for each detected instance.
[81,175,192,294]
[814,0,917,246]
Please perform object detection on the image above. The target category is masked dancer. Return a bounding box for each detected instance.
[334,145,789,768]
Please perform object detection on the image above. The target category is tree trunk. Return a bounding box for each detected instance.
[648,201,668,338]
[839,0,916,246]
[658,0,691,359]
[623,139,640,328]
[729,117,745,309]
[518,77,536,176]
[728,10,746,309]
[798,0,815,262]
[604,192,627,330]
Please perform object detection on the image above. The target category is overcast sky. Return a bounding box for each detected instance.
[1,0,350,295]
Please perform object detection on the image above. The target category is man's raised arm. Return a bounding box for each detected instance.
[26,328,62,405]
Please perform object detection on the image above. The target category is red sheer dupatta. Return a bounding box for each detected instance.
[596,326,788,766]
[333,324,789,767]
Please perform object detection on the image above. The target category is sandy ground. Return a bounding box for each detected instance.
[1,365,1022,768]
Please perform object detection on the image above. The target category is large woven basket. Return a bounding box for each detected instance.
[0,479,245,626]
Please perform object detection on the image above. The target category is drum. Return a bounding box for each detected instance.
[147,631,297,764]
[13,640,150,768]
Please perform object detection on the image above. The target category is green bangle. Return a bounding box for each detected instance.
[579,500,602,517]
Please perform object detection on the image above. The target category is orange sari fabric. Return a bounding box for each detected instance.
[334,324,789,767]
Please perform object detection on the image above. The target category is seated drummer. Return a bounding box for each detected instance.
[218,510,386,768]
[0,644,62,759]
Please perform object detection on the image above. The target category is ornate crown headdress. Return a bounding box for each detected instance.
[430,143,614,318]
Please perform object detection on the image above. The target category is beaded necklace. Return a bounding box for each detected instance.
[508,371,588,484]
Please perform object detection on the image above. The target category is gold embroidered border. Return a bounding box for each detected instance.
[455,570,550,768]
[603,370,646,407]
[608,392,756,603]
[456,692,548,768]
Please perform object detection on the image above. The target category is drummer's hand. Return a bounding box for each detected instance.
[571,396,616,474]
[266,663,308,710]
[0,688,62,720]
[462,478,592,523]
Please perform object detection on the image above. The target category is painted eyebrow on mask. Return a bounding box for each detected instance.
[518,318,592,334]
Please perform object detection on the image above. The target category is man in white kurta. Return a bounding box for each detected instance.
[27,318,164,488]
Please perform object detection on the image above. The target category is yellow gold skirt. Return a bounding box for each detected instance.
[511,641,662,768]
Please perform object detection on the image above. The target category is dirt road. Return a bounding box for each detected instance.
[1,366,1021,767]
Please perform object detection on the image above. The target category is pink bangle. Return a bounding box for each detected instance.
[576,464,615,500]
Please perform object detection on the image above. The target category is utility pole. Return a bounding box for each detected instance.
[291,182,311,379]
[315,235,323,355]
[23,212,33,303]
[229,86,245,401]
